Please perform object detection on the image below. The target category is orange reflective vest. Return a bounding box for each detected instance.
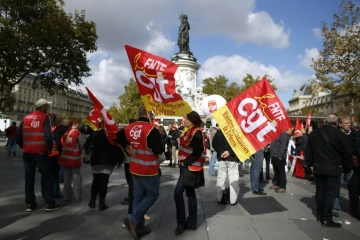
[178,127,206,172]
[58,129,82,168]
[22,111,48,154]
[125,121,159,176]
[49,126,59,157]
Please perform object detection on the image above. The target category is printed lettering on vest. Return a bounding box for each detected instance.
[129,124,143,140]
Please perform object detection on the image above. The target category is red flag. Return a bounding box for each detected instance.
[295,116,301,137]
[85,87,119,144]
[306,111,311,128]
[152,119,160,127]
[83,107,101,130]
[211,78,291,161]
[124,45,192,116]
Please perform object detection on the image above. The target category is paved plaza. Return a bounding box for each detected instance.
[0,141,359,240]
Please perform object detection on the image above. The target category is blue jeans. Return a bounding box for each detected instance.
[7,139,16,156]
[129,174,160,230]
[209,151,217,175]
[23,153,55,204]
[174,166,197,227]
[250,149,264,192]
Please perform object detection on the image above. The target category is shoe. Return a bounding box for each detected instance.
[137,226,151,236]
[171,164,176,168]
[186,225,196,231]
[253,191,267,195]
[45,203,60,212]
[88,196,96,209]
[230,202,238,205]
[270,185,280,190]
[54,194,63,199]
[258,188,264,192]
[122,223,126,228]
[99,198,108,211]
[321,220,342,228]
[275,188,286,193]
[266,176,271,180]
[332,211,339,217]
[168,163,172,167]
[121,198,129,205]
[123,218,139,239]
[239,174,244,177]
[26,203,38,212]
[175,226,186,235]
[316,216,322,221]
[144,214,151,220]
[12,151,16,156]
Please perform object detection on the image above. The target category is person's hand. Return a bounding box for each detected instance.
[221,151,230,158]
[168,135,172,138]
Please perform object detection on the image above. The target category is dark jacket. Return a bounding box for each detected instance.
[212,130,239,162]
[295,135,308,154]
[5,125,18,139]
[115,117,164,155]
[53,125,69,154]
[91,128,124,166]
[169,129,180,147]
[305,125,353,176]
[270,131,290,159]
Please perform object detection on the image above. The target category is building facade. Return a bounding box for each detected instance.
[6,74,93,121]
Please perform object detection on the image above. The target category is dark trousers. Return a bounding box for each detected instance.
[174,167,197,228]
[348,169,360,216]
[167,145,173,165]
[23,153,54,204]
[259,157,271,181]
[315,174,340,221]
[124,163,134,214]
[272,157,286,189]
[51,156,61,197]
[91,173,110,199]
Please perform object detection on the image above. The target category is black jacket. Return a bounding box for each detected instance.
[295,135,308,154]
[305,125,353,176]
[53,125,69,154]
[91,129,124,166]
[270,131,290,158]
[212,130,239,162]
[168,129,180,147]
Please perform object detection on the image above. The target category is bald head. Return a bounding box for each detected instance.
[325,113,338,126]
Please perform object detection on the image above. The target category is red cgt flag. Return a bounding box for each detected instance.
[124,45,192,116]
[211,78,292,161]
[83,107,101,131]
[85,87,119,144]
[295,116,301,136]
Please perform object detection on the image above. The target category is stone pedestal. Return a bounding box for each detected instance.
[172,52,200,111]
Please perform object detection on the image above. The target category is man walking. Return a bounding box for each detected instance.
[305,113,352,227]
[16,99,60,212]
[116,106,163,239]
[208,125,218,176]
[5,121,18,156]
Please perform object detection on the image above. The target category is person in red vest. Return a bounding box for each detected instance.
[15,99,60,212]
[58,117,85,202]
[174,111,205,235]
[117,106,163,239]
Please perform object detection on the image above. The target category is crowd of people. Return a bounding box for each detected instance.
[4,98,360,239]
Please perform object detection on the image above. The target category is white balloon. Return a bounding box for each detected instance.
[201,95,227,122]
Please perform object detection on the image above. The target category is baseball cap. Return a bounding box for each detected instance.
[35,99,52,107]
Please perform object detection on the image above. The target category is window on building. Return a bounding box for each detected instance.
[163,119,175,127]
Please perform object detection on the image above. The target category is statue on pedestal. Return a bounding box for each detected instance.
[177,13,190,53]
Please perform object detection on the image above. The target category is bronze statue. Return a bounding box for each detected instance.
[177,13,190,53]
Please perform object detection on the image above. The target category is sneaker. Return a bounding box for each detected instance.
[123,218,138,239]
[253,191,267,195]
[26,203,38,212]
[45,203,60,212]
[270,185,280,190]
[144,214,151,220]
[137,226,151,236]
[275,188,286,193]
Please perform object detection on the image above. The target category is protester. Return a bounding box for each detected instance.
[208,125,218,176]
[5,121,18,157]
[168,124,180,167]
[117,106,163,239]
[250,149,267,195]
[270,130,291,193]
[174,111,205,235]
[212,129,240,204]
[58,117,85,202]
[16,99,60,212]
[88,122,124,211]
[305,113,352,227]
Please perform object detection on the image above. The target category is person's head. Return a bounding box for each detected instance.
[138,105,148,118]
[324,113,338,127]
[60,119,70,127]
[68,117,80,129]
[184,111,202,128]
[12,121,16,126]
[35,99,52,113]
[49,113,57,126]
[339,115,351,132]
[129,118,136,124]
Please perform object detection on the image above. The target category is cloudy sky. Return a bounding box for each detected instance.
[63,0,341,108]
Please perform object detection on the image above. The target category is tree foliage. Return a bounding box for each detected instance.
[312,0,360,102]
[202,74,277,101]
[0,0,98,110]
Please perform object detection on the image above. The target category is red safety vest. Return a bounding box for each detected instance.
[178,127,206,172]
[22,111,48,154]
[58,129,82,168]
[49,126,59,157]
[125,121,159,176]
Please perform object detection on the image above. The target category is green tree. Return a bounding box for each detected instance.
[312,0,360,114]
[202,74,277,101]
[0,0,98,111]
[117,79,143,123]
[108,103,121,124]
